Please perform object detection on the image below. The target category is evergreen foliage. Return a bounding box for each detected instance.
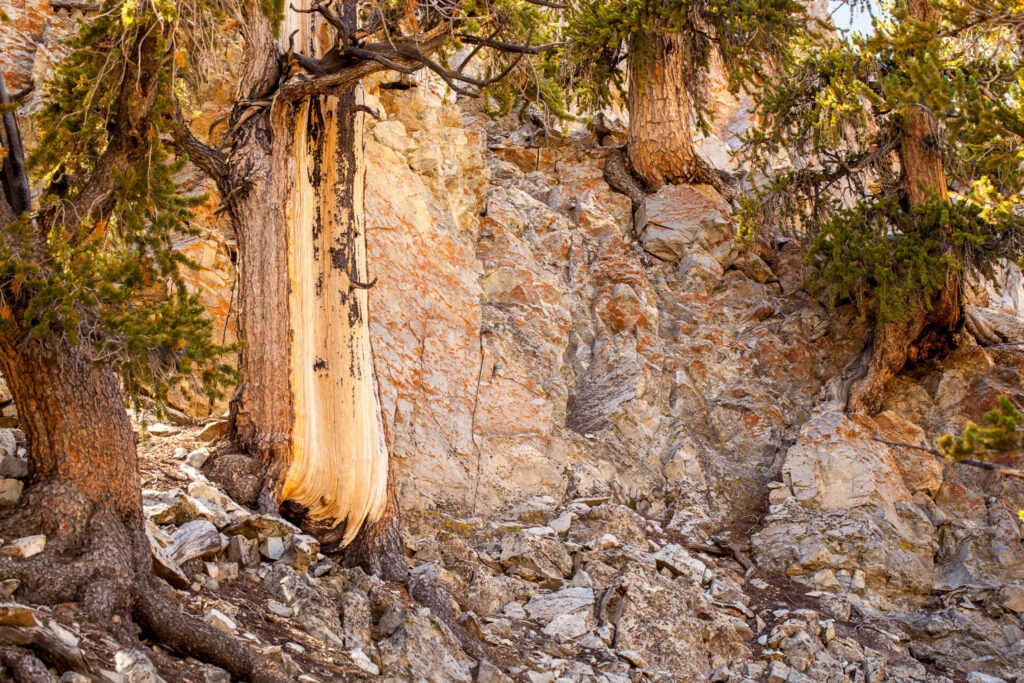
[2,0,236,409]
[740,0,1024,322]
[938,395,1023,460]
[556,0,812,128]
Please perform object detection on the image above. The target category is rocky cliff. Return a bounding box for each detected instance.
[3,6,1024,681]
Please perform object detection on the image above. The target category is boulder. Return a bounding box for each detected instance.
[639,184,734,264]
[498,531,572,587]
[377,609,474,682]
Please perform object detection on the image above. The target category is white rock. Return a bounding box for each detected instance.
[204,609,236,633]
[260,536,286,560]
[0,534,45,558]
[549,512,574,535]
[114,649,166,683]
[186,448,211,468]
[348,648,379,675]
[524,587,595,621]
[652,544,706,584]
[267,601,293,618]
[542,610,595,642]
[147,423,179,437]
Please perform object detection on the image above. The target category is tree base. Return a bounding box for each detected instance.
[0,482,289,683]
[846,286,961,415]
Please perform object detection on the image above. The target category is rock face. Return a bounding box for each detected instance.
[350,75,869,526]
[752,412,937,606]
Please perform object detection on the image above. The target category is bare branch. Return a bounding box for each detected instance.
[0,68,31,217]
[457,34,567,54]
[871,436,1024,480]
[520,0,567,8]
[49,0,100,11]
[12,82,34,102]
[349,104,382,121]
[169,114,229,188]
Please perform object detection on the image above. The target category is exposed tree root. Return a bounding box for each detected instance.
[0,489,289,682]
[846,317,955,416]
[603,148,647,236]
[133,586,288,683]
[0,645,55,683]
[603,145,742,243]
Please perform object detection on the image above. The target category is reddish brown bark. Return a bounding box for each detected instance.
[0,338,144,613]
[627,33,719,191]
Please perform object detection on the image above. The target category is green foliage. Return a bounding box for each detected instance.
[3,0,237,410]
[938,395,1023,460]
[556,0,812,129]
[740,0,1024,322]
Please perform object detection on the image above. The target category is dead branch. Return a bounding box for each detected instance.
[348,104,382,121]
[871,436,1024,480]
[520,0,567,8]
[12,83,34,102]
[49,0,100,10]
[457,34,567,54]
[170,114,228,184]
[0,68,31,218]
[348,276,377,290]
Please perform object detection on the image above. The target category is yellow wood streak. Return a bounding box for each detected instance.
[282,81,389,546]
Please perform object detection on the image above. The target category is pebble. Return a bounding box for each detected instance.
[186,448,211,468]
[348,648,379,675]
[0,478,22,505]
[0,534,45,558]
[204,609,237,633]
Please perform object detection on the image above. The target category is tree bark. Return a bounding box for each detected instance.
[627,33,719,191]
[227,1,404,575]
[846,0,961,415]
[0,338,145,614]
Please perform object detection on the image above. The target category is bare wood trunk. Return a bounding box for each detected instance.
[846,0,960,415]
[228,1,401,574]
[627,33,717,191]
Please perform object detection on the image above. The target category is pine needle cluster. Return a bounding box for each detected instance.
[2,0,237,410]
[740,0,1024,322]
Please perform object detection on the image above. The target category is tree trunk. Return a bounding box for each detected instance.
[846,0,961,415]
[0,337,146,614]
[227,2,404,575]
[627,33,718,191]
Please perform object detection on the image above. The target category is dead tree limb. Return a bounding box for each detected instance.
[871,436,1024,480]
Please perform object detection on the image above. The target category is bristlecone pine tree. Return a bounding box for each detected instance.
[741,0,1024,414]
[559,0,810,193]
[171,0,562,580]
[0,3,296,679]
